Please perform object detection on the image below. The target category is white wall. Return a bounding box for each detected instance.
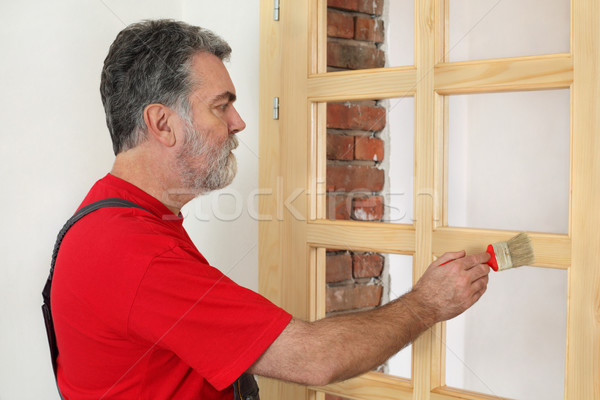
[180,0,261,292]
[0,1,259,398]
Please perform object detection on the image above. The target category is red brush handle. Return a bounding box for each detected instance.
[438,244,499,271]
[486,244,499,272]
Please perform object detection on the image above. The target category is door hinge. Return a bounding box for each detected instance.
[274,0,280,21]
[273,97,279,120]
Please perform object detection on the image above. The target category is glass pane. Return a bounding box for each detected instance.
[326,250,413,379]
[447,89,570,234]
[327,0,413,71]
[448,0,570,62]
[326,97,414,224]
[445,266,567,399]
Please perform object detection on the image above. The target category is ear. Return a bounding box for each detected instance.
[143,103,177,148]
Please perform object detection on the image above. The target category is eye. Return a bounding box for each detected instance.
[217,103,229,111]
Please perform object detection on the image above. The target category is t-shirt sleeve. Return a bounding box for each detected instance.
[127,245,292,391]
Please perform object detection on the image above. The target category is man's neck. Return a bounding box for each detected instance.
[111,147,193,216]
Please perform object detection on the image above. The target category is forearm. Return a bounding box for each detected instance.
[249,251,490,386]
[250,289,436,386]
[305,289,436,384]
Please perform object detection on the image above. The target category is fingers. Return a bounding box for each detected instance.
[470,274,489,304]
[432,250,466,267]
[468,263,491,283]
[463,251,491,268]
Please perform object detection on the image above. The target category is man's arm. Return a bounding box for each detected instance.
[248,251,490,386]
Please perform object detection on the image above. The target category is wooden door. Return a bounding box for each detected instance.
[258,0,599,399]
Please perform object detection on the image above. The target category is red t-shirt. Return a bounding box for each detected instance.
[51,174,291,399]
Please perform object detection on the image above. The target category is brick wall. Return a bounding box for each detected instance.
[327,0,385,71]
[324,0,387,377]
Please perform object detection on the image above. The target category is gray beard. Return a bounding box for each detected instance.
[176,123,239,196]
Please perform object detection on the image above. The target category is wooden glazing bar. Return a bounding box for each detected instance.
[311,247,326,321]
[413,0,437,397]
[314,372,412,400]
[431,386,512,400]
[306,220,415,254]
[432,227,571,269]
[430,0,450,389]
[435,53,573,95]
[308,66,417,102]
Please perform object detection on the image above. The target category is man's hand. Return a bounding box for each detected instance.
[412,251,491,323]
[249,250,491,386]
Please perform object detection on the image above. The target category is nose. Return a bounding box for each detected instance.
[229,105,246,135]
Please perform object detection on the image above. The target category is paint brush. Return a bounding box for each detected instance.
[485,232,535,271]
[439,232,535,271]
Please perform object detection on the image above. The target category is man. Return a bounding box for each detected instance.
[51,20,490,399]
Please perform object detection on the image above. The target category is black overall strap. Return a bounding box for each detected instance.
[233,373,260,400]
[42,198,259,399]
[41,198,147,394]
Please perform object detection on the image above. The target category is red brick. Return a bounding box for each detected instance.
[326,193,352,220]
[355,136,384,161]
[327,10,354,39]
[326,253,353,282]
[353,253,384,278]
[327,133,354,160]
[326,284,383,312]
[357,0,384,15]
[327,165,384,192]
[327,40,385,70]
[352,195,384,221]
[327,0,359,12]
[328,0,383,15]
[327,103,386,131]
[355,17,384,43]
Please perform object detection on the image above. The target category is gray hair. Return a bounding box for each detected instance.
[100,19,231,155]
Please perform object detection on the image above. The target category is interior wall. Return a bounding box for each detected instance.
[180,0,261,292]
[0,1,259,398]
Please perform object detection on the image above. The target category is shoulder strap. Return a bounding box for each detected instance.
[41,198,148,393]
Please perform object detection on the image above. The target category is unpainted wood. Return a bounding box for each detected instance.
[258,0,283,307]
[567,0,600,397]
[314,372,412,400]
[308,67,417,102]
[413,0,437,398]
[431,386,513,400]
[306,220,416,254]
[435,53,573,95]
[260,0,599,399]
[431,0,449,388]
[433,227,571,269]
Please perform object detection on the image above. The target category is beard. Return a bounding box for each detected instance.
[175,119,239,196]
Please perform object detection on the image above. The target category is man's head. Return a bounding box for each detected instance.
[102,20,245,198]
[100,19,231,156]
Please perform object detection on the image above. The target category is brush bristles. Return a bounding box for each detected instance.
[506,232,535,268]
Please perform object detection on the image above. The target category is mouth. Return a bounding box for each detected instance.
[229,135,239,151]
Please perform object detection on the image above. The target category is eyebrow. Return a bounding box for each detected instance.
[210,91,237,104]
